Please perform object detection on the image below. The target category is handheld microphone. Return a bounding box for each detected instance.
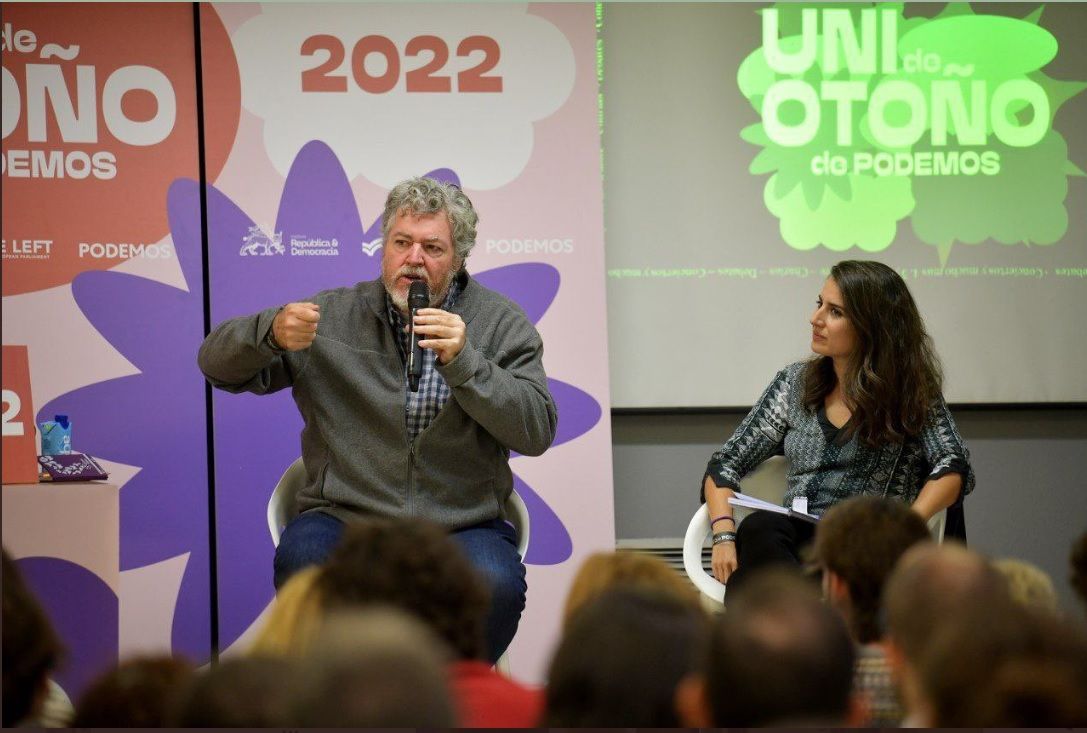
[408,280,429,392]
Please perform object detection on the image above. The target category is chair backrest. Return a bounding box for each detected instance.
[267,457,532,560]
[927,506,947,543]
[735,454,789,506]
[268,457,307,546]
[493,489,531,676]
[505,489,530,560]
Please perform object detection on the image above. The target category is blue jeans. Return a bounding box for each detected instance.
[272,511,526,664]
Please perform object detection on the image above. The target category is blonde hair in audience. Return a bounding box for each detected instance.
[993,558,1059,612]
[249,566,326,656]
[563,551,700,627]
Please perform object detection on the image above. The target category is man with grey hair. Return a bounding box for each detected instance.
[199,176,557,662]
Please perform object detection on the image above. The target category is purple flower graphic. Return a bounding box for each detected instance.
[39,186,211,660]
[18,557,118,698]
[46,140,601,660]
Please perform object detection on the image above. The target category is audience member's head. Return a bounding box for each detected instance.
[882,543,1011,723]
[918,603,1087,726]
[993,557,1059,612]
[290,609,457,727]
[318,518,489,660]
[883,543,1009,663]
[249,565,326,656]
[171,655,300,727]
[72,655,194,727]
[544,587,709,727]
[694,569,857,727]
[562,551,701,627]
[2,549,64,728]
[1071,531,1087,614]
[811,495,931,643]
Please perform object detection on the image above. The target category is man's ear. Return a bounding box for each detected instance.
[884,637,931,726]
[825,569,850,605]
[884,637,906,678]
[674,673,713,728]
[846,690,870,728]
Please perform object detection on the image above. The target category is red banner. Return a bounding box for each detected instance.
[1,3,239,295]
[2,345,39,484]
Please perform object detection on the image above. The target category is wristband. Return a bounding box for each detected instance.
[264,327,285,352]
[710,514,735,527]
[265,307,286,352]
[712,531,737,546]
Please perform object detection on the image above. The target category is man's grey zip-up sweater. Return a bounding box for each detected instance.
[197,271,558,529]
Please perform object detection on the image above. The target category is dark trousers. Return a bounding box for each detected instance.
[272,511,526,664]
[727,511,818,595]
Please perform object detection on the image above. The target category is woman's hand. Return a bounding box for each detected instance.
[712,541,738,584]
[703,474,739,584]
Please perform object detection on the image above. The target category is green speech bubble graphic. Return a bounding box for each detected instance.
[738,2,1085,263]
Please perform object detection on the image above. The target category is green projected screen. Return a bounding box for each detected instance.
[603,3,1086,408]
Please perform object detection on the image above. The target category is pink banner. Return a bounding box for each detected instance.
[2,2,612,688]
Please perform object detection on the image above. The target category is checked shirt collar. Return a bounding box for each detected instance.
[387,278,462,441]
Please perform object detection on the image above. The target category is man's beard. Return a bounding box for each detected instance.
[384,265,456,313]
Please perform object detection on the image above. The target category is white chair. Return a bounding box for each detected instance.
[682,456,947,606]
[927,505,947,543]
[494,488,529,676]
[267,456,308,546]
[683,456,788,606]
[503,489,531,561]
[266,456,530,672]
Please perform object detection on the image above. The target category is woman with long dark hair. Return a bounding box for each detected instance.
[701,260,974,590]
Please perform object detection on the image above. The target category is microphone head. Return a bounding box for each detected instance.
[408,280,430,310]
